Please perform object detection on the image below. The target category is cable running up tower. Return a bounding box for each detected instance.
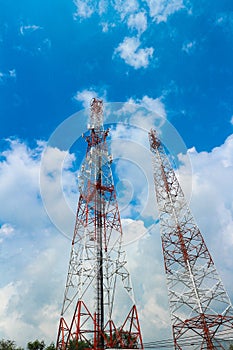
[56,99,143,350]
[149,129,233,350]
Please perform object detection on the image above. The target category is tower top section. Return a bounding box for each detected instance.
[89,98,103,131]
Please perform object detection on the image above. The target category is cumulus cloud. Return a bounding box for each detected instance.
[0,243,69,345]
[73,0,96,19]
[111,133,156,220]
[71,0,187,70]
[108,96,167,223]
[73,87,107,109]
[127,11,148,34]
[100,21,116,33]
[145,0,184,23]
[113,0,139,19]
[0,138,77,239]
[0,283,26,339]
[0,139,44,229]
[1,127,233,345]
[178,135,233,296]
[73,0,139,21]
[73,0,110,19]
[0,223,14,236]
[98,0,108,15]
[72,0,187,42]
[113,95,166,129]
[73,89,98,109]
[115,36,154,69]
[40,145,78,237]
[0,139,76,345]
[0,224,14,243]
[140,95,166,119]
[124,223,171,340]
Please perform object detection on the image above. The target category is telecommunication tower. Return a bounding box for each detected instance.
[56,99,143,350]
[149,129,233,349]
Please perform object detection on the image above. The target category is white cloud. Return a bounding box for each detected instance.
[40,145,78,237]
[110,134,155,219]
[113,0,139,19]
[145,0,184,23]
[2,129,233,345]
[73,89,98,109]
[9,69,16,78]
[113,95,166,130]
[109,108,162,221]
[100,21,116,33]
[0,69,16,83]
[182,40,196,54]
[127,11,148,34]
[140,95,166,118]
[0,223,14,236]
[73,87,107,109]
[124,224,171,340]
[178,134,233,295]
[104,98,168,227]
[215,12,233,34]
[0,282,27,339]
[16,23,50,55]
[0,242,69,345]
[98,0,108,15]
[230,115,233,125]
[216,16,224,25]
[0,139,75,345]
[71,0,187,40]
[115,36,154,69]
[0,138,78,240]
[0,224,14,241]
[73,0,96,19]
[0,137,77,243]
[19,25,42,36]
[0,140,43,229]
[73,0,109,19]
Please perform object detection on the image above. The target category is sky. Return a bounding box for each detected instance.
[0,0,233,347]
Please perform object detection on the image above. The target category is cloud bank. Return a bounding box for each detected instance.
[1,127,233,345]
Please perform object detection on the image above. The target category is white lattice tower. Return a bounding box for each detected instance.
[149,128,233,350]
[56,99,143,350]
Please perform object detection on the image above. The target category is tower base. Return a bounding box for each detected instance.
[56,301,144,350]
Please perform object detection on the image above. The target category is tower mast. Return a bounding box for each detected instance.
[56,99,143,350]
[149,128,233,349]
[91,98,105,348]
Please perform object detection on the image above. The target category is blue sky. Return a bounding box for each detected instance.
[1,0,233,346]
[1,0,233,149]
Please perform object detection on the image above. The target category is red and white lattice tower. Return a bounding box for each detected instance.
[149,129,233,349]
[56,99,143,350]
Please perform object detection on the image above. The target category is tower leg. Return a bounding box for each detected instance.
[149,128,233,349]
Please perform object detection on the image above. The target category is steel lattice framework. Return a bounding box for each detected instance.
[149,129,233,349]
[56,99,143,350]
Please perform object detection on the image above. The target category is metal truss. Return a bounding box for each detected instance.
[56,99,143,350]
[149,129,233,349]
